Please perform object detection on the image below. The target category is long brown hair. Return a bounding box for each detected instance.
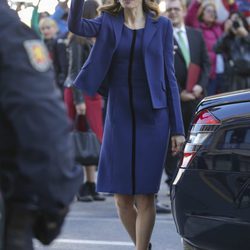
[98,0,160,18]
[83,0,100,19]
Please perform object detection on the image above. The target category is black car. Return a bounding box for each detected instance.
[171,90,250,250]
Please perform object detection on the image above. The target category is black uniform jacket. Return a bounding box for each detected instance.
[0,2,82,213]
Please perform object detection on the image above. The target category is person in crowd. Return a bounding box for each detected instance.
[39,17,68,93]
[54,32,69,93]
[163,0,210,191]
[185,0,224,95]
[51,0,69,36]
[64,0,105,202]
[39,17,59,59]
[0,1,82,249]
[214,11,250,91]
[68,0,185,248]
[31,0,48,36]
[31,0,69,37]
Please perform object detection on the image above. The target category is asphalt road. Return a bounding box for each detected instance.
[36,178,183,250]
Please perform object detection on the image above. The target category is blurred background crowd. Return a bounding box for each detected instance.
[9,0,250,101]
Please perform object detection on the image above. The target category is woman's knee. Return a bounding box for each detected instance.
[135,194,155,211]
[114,194,134,211]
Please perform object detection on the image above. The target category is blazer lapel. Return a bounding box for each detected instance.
[143,13,158,55]
[112,12,124,51]
[186,27,195,63]
[174,38,185,63]
[111,12,158,54]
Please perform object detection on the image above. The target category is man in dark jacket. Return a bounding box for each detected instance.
[164,0,210,188]
[0,1,82,249]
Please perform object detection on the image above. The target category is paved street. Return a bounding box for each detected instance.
[36,177,183,250]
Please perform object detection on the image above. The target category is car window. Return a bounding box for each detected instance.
[217,127,250,150]
[210,126,250,172]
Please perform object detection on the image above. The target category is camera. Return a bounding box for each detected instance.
[232,20,240,29]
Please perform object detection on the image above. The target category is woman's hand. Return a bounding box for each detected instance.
[75,103,86,115]
[235,26,248,37]
[171,135,185,156]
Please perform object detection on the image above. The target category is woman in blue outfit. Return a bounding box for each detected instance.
[68,0,185,248]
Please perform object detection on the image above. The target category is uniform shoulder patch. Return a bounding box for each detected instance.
[23,40,51,72]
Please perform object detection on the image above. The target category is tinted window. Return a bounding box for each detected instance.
[208,126,250,172]
[217,127,250,150]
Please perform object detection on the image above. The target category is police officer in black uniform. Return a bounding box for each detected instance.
[0,1,82,249]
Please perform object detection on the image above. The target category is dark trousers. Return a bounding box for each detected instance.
[165,144,180,187]
[4,204,35,250]
[165,99,199,186]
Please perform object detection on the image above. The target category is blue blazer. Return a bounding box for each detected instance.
[68,0,184,135]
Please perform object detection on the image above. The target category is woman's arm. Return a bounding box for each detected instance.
[51,4,66,22]
[185,0,200,28]
[164,20,185,136]
[68,0,103,37]
[54,38,69,88]
[69,37,83,80]
[73,87,85,106]
[67,37,85,104]
[31,2,41,36]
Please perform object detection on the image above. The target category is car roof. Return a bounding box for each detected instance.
[197,89,250,112]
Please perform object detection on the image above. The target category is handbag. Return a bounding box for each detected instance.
[72,115,101,166]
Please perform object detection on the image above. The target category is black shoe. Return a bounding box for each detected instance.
[155,201,171,214]
[88,182,106,201]
[148,243,152,250]
[77,183,93,202]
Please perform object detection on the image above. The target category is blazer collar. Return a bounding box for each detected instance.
[143,12,158,54]
[112,11,158,53]
[185,27,195,62]
[112,11,124,51]
[174,38,185,62]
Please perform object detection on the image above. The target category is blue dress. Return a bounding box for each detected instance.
[97,25,169,195]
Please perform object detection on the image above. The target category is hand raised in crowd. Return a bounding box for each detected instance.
[171,135,185,156]
[224,18,248,37]
[58,0,69,10]
[234,26,248,37]
[35,0,42,7]
[75,103,86,115]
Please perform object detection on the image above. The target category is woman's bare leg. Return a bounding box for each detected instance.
[84,165,96,182]
[114,194,137,244]
[135,194,155,250]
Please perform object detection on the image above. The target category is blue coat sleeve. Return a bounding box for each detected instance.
[164,20,185,136]
[51,5,65,22]
[68,0,103,37]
